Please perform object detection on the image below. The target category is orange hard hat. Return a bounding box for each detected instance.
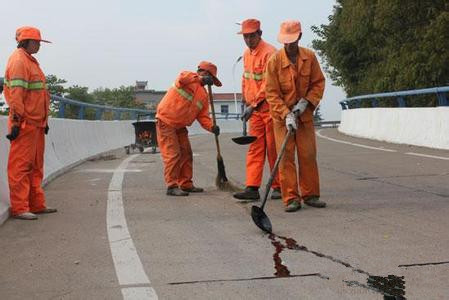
[15,26,51,43]
[277,20,301,44]
[237,19,260,34]
[198,61,222,87]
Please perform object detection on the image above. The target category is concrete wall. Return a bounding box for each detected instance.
[0,117,241,225]
[339,107,449,150]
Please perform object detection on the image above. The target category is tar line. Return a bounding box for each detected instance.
[268,234,406,299]
[107,154,158,300]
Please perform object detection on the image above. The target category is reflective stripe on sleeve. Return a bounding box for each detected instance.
[4,78,46,90]
[243,71,264,81]
[172,84,193,101]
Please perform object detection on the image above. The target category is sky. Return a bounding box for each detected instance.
[0,0,346,120]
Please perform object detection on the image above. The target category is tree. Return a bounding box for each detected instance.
[46,74,67,96]
[312,0,449,102]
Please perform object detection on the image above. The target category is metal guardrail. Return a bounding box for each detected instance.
[51,95,155,120]
[339,86,449,110]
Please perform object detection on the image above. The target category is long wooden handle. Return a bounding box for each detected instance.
[260,127,293,210]
[206,84,222,157]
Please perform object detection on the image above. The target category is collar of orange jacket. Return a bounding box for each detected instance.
[18,48,39,64]
[249,39,266,56]
[280,47,309,69]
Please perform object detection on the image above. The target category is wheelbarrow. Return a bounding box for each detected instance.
[125,114,157,154]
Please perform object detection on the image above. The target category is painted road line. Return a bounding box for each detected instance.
[77,168,143,173]
[316,130,397,152]
[107,154,158,300]
[405,152,449,161]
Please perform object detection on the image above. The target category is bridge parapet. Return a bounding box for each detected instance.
[339,86,449,150]
[339,86,449,110]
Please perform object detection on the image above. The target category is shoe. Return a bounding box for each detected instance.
[284,200,302,212]
[34,208,58,214]
[304,196,326,208]
[166,187,189,196]
[13,212,38,220]
[233,187,260,201]
[271,188,282,200]
[181,186,204,193]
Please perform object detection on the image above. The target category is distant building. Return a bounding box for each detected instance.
[133,81,166,110]
[211,93,243,116]
[134,80,243,116]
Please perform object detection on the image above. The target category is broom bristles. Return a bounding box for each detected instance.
[215,156,241,192]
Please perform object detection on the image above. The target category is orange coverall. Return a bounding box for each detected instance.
[4,48,50,215]
[266,47,325,206]
[156,71,213,189]
[242,39,280,189]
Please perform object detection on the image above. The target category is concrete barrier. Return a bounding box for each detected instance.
[0,116,135,224]
[339,107,449,150]
[0,117,241,225]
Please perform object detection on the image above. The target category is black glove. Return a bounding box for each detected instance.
[201,75,214,86]
[45,125,49,135]
[211,125,220,136]
[6,125,20,141]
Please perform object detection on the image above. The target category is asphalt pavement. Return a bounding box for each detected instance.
[1,128,448,299]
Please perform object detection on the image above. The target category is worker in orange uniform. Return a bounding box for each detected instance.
[233,19,281,202]
[4,26,57,220]
[156,61,221,196]
[266,20,326,212]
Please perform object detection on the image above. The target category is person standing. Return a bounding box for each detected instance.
[266,20,326,212]
[156,61,221,196]
[233,19,281,201]
[4,26,57,220]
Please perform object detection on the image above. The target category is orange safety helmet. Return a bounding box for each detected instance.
[237,19,260,34]
[277,20,301,44]
[16,26,51,43]
[198,61,222,87]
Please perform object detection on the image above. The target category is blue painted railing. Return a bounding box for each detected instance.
[52,95,243,120]
[339,86,449,110]
[51,95,155,120]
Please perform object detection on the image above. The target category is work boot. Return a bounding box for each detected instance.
[166,187,189,196]
[35,208,58,214]
[271,188,282,200]
[284,200,301,212]
[304,196,326,208]
[233,186,260,201]
[13,212,38,220]
[181,186,204,193]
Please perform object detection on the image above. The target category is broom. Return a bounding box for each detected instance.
[206,84,240,192]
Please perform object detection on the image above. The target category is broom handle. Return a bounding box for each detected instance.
[207,84,222,158]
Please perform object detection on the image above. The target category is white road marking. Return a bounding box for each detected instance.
[121,287,158,299]
[405,152,449,161]
[107,154,158,299]
[78,168,143,173]
[316,130,397,152]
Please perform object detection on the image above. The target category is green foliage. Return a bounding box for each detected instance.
[312,0,449,101]
[45,75,145,119]
[46,74,67,96]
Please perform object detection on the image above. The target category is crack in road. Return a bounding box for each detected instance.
[398,261,449,268]
[167,273,327,285]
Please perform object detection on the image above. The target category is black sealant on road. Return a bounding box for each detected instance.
[268,233,406,299]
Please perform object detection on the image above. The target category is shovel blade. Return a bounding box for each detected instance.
[232,136,257,145]
[251,205,272,233]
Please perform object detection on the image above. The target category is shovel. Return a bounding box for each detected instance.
[232,120,256,145]
[251,126,293,233]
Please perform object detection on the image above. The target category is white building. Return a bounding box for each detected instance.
[212,92,243,118]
